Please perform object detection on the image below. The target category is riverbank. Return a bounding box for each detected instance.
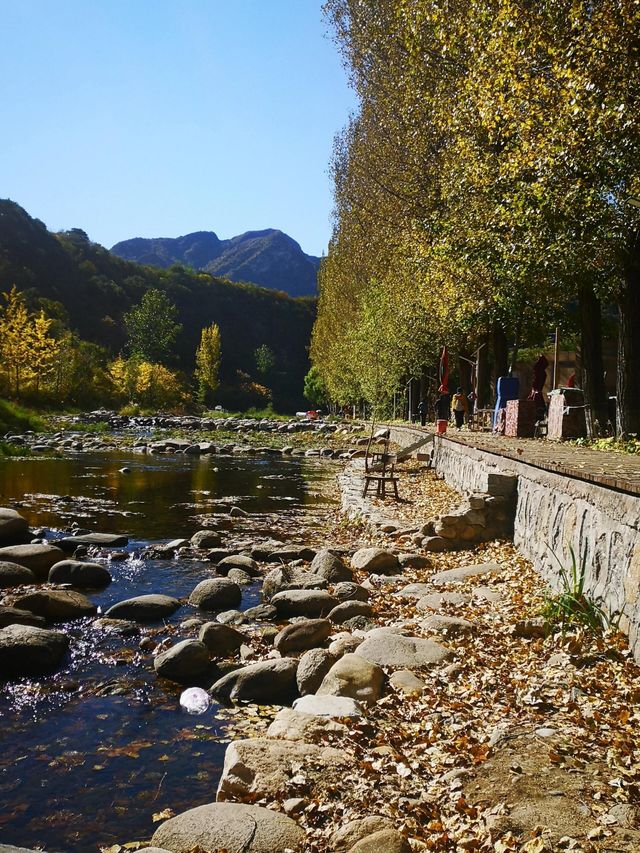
[1,440,639,852]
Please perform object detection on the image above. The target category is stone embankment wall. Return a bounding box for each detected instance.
[431,436,640,663]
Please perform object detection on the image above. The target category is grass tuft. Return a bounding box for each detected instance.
[541,545,610,632]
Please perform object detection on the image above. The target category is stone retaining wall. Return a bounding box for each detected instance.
[432,436,640,663]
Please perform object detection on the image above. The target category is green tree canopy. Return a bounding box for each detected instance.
[124,289,182,365]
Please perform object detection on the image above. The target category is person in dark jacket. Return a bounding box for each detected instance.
[417,399,428,426]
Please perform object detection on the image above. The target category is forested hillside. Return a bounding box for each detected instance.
[0,199,315,410]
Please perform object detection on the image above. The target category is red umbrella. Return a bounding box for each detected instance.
[438,346,449,393]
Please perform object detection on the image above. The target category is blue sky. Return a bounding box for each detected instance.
[0,1,356,256]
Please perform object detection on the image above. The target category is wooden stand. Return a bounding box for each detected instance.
[505,399,537,438]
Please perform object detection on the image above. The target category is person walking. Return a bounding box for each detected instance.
[417,399,428,427]
[435,387,451,434]
[451,387,468,429]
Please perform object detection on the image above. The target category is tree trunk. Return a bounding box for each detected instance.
[617,236,640,436]
[458,352,471,394]
[476,339,489,408]
[579,283,608,437]
[491,324,509,394]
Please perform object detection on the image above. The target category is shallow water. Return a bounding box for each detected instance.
[0,450,334,852]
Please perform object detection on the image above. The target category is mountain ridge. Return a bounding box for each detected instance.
[111,228,321,297]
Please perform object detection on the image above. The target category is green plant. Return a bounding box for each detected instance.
[542,545,609,632]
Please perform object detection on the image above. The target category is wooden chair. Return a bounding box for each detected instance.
[363,430,400,499]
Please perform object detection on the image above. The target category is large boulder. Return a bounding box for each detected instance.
[217,737,350,801]
[262,566,327,601]
[270,589,339,618]
[216,555,261,577]
[0,561,36,588]
[332,582,370,603]
[329,816,395,852]
[355,631,453,669]
[0,606,46,628]
[189,578,242,611]
[431,562,502,585]
[310,549,353,583]
[0,544,65,580]
[317,653,385,706]
[351,548,401,576]
[274,618,332,654]
[154,639,211,683]
[0,624,69,677]
[190,530,222,549]
[209,657,298,704]
[105,594,180,622]
[13,589,97,622]
[0,508,30,545]
[151,802,304,852]
[48,559,112,588]
[54,532,129,551]
[293,694,363,718]
[198,622,245,656]
[296,647,336,695]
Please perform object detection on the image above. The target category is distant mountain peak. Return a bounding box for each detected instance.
[111,227,320,297]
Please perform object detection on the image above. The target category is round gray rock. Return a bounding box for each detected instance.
[105,594,180,622]
[0,605,46,628]
[198,622,245,656]
[332,582,370,603]
[262,566,327,601]
[310,549,353,583]
[0,508,29,545]
[217,555,261,577]
[151,802,304,852]
[154,639,211,682]
[351,547,401,575]
[13,589,97,622]
[0,561,36,588]
[189,578,242,611]
[190,530,222,549]
[274,618,332,654]
[270,589,339,618]
[210,657,298,704]
[48,559,112,588]
[296,647,337,695]
[0,624,69,677]
[0,543,66,580]
[317,652,385,706]
[328,601,373,624]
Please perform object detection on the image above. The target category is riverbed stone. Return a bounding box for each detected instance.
[264,544,316,562]
[262,566,328,600]
[332,582,370,603]
[351,547,401,575]
[266,707,348,740]
[329,816,395,852]
[217,737,349,801]
[310,549,353,582]
[274,618,332,654]
[348,828,412,853]
[154,639,211,682]
[198,622,245,656]
[105,594,180,622]
[0,508,30,545]
[328,633,363,657]
[271,589,339,618]
[209,657,298,704]
[0,605,46,628]
[293,694,363,717]
[355,631,453,669]
[152,802,305,852]
[216,554,261,577]
[395,583,434,599]
[55,532,129,550]
[48,559,112,588]
[389,669,426,694]
[416,591,471,611]
[0,561,36,588]
[226,568,252,585]
[398,553,431,569]
[0,624,69,676]
[328,600,373,624]
[296,647,337,695]
[189,578,242,611]
[431,561,502,585]
[190,530,222,549]
[243,603,278,621]
[317,653,385,705]
[13,589,97,622]
[0,543,66,580]
[420,614,476,636]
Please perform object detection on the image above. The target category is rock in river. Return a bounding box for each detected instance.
[0,605,46,628]
[54,532,129,552]
[0,624,69,677]
[0,561,36,588]
[105,594,180,622]
[0,544,66,580]
[198,622,245,656]
[154,639,211,683]
[48,559,112,588]
[0,508,30,545]
[152,802,304,853]
[189,578,242,611]
[190,530,222,549]
[13,589,97,622]
[210,657,298,704]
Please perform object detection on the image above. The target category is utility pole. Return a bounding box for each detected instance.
[553,327,560,389]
